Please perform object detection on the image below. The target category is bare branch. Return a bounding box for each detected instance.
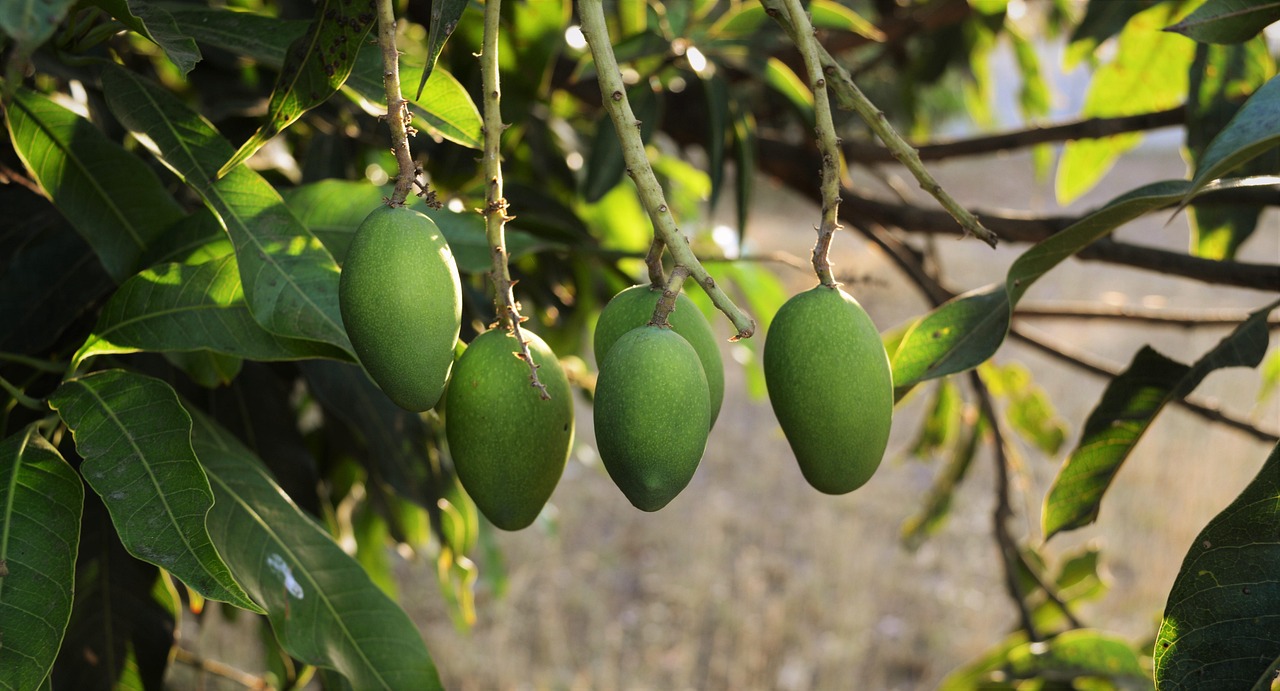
[1015,302,1280,328]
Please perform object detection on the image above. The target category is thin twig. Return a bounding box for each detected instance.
[578,0,755,339]
[0,375,43,411]
[375,0,431,207]
[1013,549,1085,631]
[479,0,548,399]
[1014,302,1280,328]
[172,647,268,689]
[650,265,691,327]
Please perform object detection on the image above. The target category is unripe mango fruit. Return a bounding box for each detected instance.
[445,328,573,531]
[594,326,710,511]
[594,285,724,425]
[763,285,893,494]
[339,206,461,411]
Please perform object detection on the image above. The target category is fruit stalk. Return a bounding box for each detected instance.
[649,265,690,328]
[759,0,998,248]
[645,237,666,286]
[780,0,841,287]
[577,0,756,340]
[479,0,549,399]
[375,0,426,207]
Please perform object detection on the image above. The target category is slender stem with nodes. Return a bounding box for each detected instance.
[578,0,756,340]
[759,0,998,248]
[649,265,691,328]
[376,0,436,207]
[781,0,842,286]
[645,237,667,287]
[480,0,548,399]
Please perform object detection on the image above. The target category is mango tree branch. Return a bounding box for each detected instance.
[759,0,999,248]
[376,0,433,207]
[577,0,756,340]
[781,0,841,287]
[480,0,548,399]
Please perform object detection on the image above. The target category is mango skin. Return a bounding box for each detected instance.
[339,206,461,411]
[445,328,573,531]
[594,285,724,425]
[763,285,893,494]
[594,326,710,511]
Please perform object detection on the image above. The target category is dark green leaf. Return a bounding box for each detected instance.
[582,83,661,203]
[73,255,351,368]
[1154,441,1280,689]
[1186,74,1280,201]
[729,102,756,243]
[165,350,243,389]
[907,377,963,459]
[220,0,376,176]
[1043,298,1278,539]
[87,0,201,75]
[0,0,75,56]
[48,370,261,613]
[703,73,729,212]
[0,426,83,691]
[416,0,468,100]
[4,88,184,282]
[188,409,443,689]
[100,66,353,354]
[1166,0,1280,44]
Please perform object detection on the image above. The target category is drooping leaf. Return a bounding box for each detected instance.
[220,0,376,177]
[703,73,729,212]
[416,0,468,100]
[0,426,83,691]
[907,377,964,460]
[187,409,443,690]
[1186,74,1280,201]
[983,362,1068,456]
[4,88,184,283]
[48,370,261,613]
[0,0,75,57]
[87,0,201,75]
[1166,0,1280,44]
[100,66,353,354]
[900,411,983,550]
[1042,298,1278,539]
[1154,441,1280,689]
[729,102,756,243]
[160,4,482,148]
[73,255,350,368]
[762,57,814,126]
[582,83,661,203]
[706,1,883,41]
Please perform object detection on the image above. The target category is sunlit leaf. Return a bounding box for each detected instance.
[1154,441,1280,689]
[1043,298,1278,539]
[1186,74,1280,201]
[87,0,201,75]
[763,57,814,126]
[907,377,963,459]
[983,362,1067,456]
[706,1,883,41]
[0,426,83,691]
[1005,629,1149,679]
[48,370,261,613]
[1166,0,1280,44]
[1066,0,1158,67]
[416,0,468,99]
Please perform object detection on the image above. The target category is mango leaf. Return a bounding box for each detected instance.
[983,362,1067,456]
[1056,3,1194,204]
[160,5,481,149]
[1185,74,1280,201]
[1166,0,1280,44]
[416,0,468,99]
[0,426,83,691]
[1154,441,1280,689]
[582,83,661,203]
[73,255,351,368]
[1066,0,1159,67]
[763,57,814,126]
[890,179,1198,391]
[4,88,184,283]
[707,0,883,41]
[703,73,729,213]
[729,102,756,243]
[48,370,261,613]
[187,409,443,689]
[0,0,75,57]
[87,0,201,75]
[100,66,353,354]
[1043,298,1279,539]
[220,0,376,177]
[1005,629,1149,680]
[900,412,983,550]
[907,377,963,460]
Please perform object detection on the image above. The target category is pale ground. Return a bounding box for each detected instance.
[399,142,1280,690]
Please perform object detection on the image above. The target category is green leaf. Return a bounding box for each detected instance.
[4,88,184,283]
[762,56,814,126]
[220,0,375,177]
[703,73,729,212]
[416,0,468,100]
[1166,0,1280,43]
[900,411,982,550]
[582,83,661,203]
[729,103,756,244]
[1057,3,1195,204]
[1066,0,1160,67]
[48,370,262,613]
[1043,298,1279,539]
[87,0,201,75]
[808,0,886,41]
[1154,441,1280,689]
[1186,74,1280,201]
[0,0,75,56]
[73,255,352,368]
[907,377,963,459]
[100,66,353,354]
[0,426,83,691]
[983,362,1068,456]
[161,5,482,149]
[1004,629,1149,679]
[188,409,443,690]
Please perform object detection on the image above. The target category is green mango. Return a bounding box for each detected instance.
[763,285,893,494]
[594,325,710,511]
[445,328,573,531]
[339,206,461,411]
[594,284,724,425]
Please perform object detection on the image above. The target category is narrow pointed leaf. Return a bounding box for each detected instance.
[416,0,468,100]
[48,370,261,613]
[187,410,442,689]
[1043,298,1279,539]
[1166,0,1280,44]
[0,0,75,55]
[1154,441,1280,689]
[703,74,729,212]
[0,426,83,691]
[220,0,376,177]
[73,255,351,368]
[729,104,756,243]
[1186,74,1280,201]
[100,66,352,354]
[4,88,184,283]
[87,0,201,75]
